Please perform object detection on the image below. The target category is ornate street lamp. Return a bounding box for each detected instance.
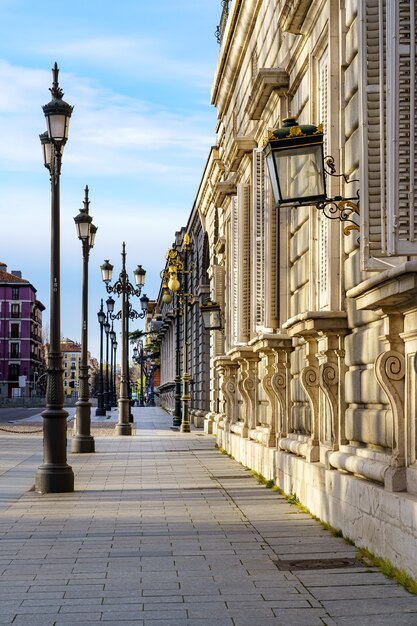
[262,117,360,234]
[200,298,223,331]
[101,243,146,435]
[164,233,193,433]
[96,301,106,416]
[35,63,74,494]
[161,253,183,427]
[72,186,97,453]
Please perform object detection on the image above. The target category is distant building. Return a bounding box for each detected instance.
[0,262,45,398]
[60,339,82,397]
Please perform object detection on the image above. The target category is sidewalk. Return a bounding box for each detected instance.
[0,406,416,625]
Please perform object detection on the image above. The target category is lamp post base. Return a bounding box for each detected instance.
[71,435,95,453]
[35,464,74,494]
[115,422,132,436]
[116,398,132,435]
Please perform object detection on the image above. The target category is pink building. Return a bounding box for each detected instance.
[0,262,45,399]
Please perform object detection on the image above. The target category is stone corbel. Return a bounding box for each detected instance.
[283,312,349,463]
[227,136,257,172]
[375,314,406,492]
[346,266,417,492]
[251,334,293,447]
[300,342,320,462]
[230,348,259,437]
[213,178,237,208]
[215,356,238,431]
[318,335,348,451]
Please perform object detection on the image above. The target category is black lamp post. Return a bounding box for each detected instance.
[166,234,193,433]
[35,63,74,494]
[101,243,146,435]
[133,340,146,407]
[161,259,182,427]
[110,325,116,407]
[72,185,97,453]
[96,300,106,416]
[112,337,118,405]
[103,313,111,411]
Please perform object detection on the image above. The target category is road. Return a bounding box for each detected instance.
[0,407,42,423]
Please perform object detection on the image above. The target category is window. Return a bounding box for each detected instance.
[10,343,20,358]
[9,364,20,381]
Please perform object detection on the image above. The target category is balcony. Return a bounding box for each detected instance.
[215,0,230,45]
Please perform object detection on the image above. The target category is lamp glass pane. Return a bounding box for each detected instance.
[47,114,68,142]
[42,141,52,168]
[202,308,222,330]
[273,144,325,205]
[76,220,90,240]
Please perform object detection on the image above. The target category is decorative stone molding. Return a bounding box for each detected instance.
[215,356,239,431]
[230,347,259,437]
[251,334,293,447]
[346,267,417,491]
[245,68,290,120]
[284,311,349,462]
[213,179,237,207]
[227,136,257,172]
[278,0,313,34]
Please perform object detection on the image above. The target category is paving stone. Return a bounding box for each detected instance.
[0,407,415,625]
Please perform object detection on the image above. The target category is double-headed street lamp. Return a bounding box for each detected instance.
[72,185,97,454]
[36,63,74,494]
[106,294,149,419]
[101,243,146,435]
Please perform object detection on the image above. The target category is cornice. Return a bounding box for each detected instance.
[245,68,290,120]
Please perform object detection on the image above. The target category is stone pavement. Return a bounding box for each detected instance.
[0,406,416,625]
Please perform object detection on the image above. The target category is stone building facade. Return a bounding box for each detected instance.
[157,210,211,426]
[190,0,417,576]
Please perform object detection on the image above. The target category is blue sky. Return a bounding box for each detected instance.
[0,0,220,360]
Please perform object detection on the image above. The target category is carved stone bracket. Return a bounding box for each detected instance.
[230,347,259,436]
[284,312,348,462]
[215,356,239,431]
[375,349,405,454]
[300,347,320,462]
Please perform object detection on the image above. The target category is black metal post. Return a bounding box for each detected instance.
[35,65,74,492]
[173,293,182,427]
[180,237,191,433]
[113,339,117,405]
[96,300,106,416]
[104,316,111,411]
[126,296,133,422]
[139,343,144,407]
[72,187,95,453]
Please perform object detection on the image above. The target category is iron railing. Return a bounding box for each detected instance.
[215,0,230,45]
